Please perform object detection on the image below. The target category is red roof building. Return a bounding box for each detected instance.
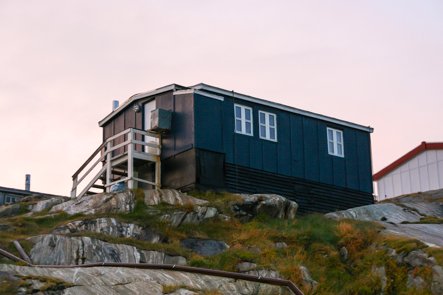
[373,142,443,200]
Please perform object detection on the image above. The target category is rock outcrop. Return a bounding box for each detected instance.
[0,203,21,217]
[181,238,229,256]
[145,189,208,206]
[28,234,184,265]
[160,206,222,227]
[232,194,298,221]
[325,192,443,247]
[53,218,166,243]
[50,191,135,215]
[30,197,66,213]
[0,264,291,295]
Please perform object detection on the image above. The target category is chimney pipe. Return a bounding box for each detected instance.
[112,100,119,111]
[25,174,31,191]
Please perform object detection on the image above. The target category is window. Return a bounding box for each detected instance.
[327,127,344,157]
[234,104,253,136]
[259,111,277,141]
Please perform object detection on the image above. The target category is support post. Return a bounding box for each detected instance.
[128,129,134,189]
[71,177,78,198]
[106,141,112,192]
[155,134,161,189]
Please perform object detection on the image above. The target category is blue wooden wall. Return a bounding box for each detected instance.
[193,93,373,194]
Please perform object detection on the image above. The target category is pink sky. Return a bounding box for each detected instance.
[1,1,442,195]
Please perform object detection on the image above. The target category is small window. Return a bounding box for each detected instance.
[234,104,253,136]
[327,127,344,157]
[259,111,277,141]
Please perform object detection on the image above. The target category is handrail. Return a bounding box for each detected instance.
[71,128,162,198]
[72,141,106,179]
[0,246,303,295]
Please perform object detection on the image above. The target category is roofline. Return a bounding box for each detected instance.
[373,141,443,181]
[98,84,188,127]
[191,83,374,133]
[0,186,67,198]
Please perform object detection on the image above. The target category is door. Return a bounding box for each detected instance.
[144,100,159,153]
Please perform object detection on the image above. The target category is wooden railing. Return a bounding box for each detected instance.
[71,128,161,199]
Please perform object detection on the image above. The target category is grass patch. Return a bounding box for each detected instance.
[382,235,427,254]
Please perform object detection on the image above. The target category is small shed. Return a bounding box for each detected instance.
[373,142,443,201]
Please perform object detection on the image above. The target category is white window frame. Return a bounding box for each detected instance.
[327,127,344,157]
[234,104,253,136]
[258,111,277,142]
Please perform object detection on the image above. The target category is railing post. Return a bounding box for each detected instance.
[71,177,78,198]
[106,141,112,192]
[128,129,134,189]
[155,134,161,189]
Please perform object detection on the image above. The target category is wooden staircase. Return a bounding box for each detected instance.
[71,128,161,199]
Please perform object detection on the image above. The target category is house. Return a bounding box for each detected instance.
[0,186,65,205]
[373,142,443,201]
[72,83,374,213]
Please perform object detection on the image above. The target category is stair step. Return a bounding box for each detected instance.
[92,184,105,190]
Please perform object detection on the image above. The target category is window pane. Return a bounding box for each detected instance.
[327,129,334,141]
[259,112,265,124]
[235,119,242,132]
[337,143,343,156]
[245,122,252,134]
[245,108,251,121]
[235,106,241,119]
[328,141,335,154]
[260,125,266,137]
[337,131,343,144]
[270,128,276,140]
[269,114,275,126]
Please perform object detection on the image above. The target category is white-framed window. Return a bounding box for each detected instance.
[234,104,253,136]
[258,111,277,142]
[327,127,344,157]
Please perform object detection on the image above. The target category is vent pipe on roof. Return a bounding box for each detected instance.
[112,100,119,111]
[25,174,31,191]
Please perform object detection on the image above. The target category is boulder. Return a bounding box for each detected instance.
[245,269,281,278]
[50,191,135,215]
[0,204,21,217]
[0,264,290,295]
[325,203,422,223]
[299,265,318,292]
[30,197,65,213]
[407,273,426,290]
[181,238,229,256]
[53,218,166,243]
[236,262,258,272]
[232,194,298,222]
[274,242,288,249]
[404,250,436,267]
[160,206,219,227]
[144,189,208,206]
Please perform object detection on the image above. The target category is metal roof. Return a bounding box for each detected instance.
[373,142,443,181]
[99,82,374,133]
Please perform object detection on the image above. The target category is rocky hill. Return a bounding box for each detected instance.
[0,188,442,294]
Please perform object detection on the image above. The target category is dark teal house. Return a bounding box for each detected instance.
[94,83,374,213]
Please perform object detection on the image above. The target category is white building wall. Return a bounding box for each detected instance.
[376,150,443,201]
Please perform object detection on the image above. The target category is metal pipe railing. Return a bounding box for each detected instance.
[0,246,303,295]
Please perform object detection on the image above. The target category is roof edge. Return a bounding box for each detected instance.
[98,84,187,127]
[373,141,443,180]
[192,83,374,133]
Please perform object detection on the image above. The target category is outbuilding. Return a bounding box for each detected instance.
[373,142,443,201]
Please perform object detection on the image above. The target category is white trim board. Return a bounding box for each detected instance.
[192,83,373,133]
